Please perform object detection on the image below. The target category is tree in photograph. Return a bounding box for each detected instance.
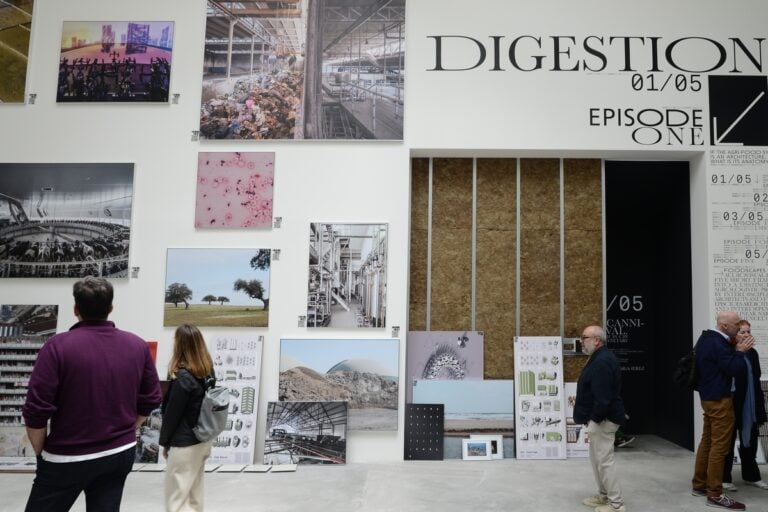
[233,278,268,310]
[202,294,217,305]
[165,282,192,309]
[250,249,271,271]
[217,296,230,306]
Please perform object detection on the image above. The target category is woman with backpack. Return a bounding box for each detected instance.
[160,324,216,512]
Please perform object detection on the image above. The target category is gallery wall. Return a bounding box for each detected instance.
[2,0,767,461]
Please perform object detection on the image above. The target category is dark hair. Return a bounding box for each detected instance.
[737,319,751,328]
[73,276,113,320]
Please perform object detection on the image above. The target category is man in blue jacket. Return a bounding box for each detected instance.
[574,325,626,512]
[691,310,753,511]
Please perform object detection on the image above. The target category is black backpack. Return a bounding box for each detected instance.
[673,345,698,389]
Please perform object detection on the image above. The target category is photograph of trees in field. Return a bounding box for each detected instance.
[164,248,270,327]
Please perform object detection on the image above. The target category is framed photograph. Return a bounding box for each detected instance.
[461,439,492,461]
[470,434,504,459]
[0,0,35,103]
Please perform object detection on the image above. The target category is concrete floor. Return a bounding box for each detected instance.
[2,436,767,512]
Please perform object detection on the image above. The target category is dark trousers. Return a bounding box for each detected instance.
[723,425,763,483]
[25,447,134,512]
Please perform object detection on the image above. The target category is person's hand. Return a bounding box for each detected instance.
[735,335,754,352]
[162,447,169,459]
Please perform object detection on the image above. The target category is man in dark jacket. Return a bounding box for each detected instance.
[575,325,626,512]
[691,310,753,511]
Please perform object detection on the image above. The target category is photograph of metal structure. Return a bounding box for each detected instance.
[0,163,134,278]
[164,248,270,327]
[406,331,484,403]
[0,0,34,103]
[195,152,274,229]
[57,21,173,102]
[199,0,405,139]
[279,338,398,430]
[0,304,58,457]
[264,401,347,465]
[307,223,387,328]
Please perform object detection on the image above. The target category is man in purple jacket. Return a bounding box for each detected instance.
[22,276,162,512]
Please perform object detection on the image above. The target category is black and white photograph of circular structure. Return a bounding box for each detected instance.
[0,163,133,278]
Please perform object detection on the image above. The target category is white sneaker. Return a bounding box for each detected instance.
[744,480,768,490]
[722,482,738,492]
[582,495,609,507]
[595,505,626,512]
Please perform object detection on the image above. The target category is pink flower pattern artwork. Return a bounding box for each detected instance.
[195,152,274,229]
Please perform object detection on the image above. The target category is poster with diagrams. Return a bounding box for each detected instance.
[0,0,34,103]
[0,305,58,458]
[514,336,567,460]
[406,331,483,403]
[0,163,134,279]
[57,21,174,102]
[209,334,263,464]
[279,338,398,431]
[195,152,274,229]
[564,382,589,458]
[264,401,347,465]
[307,223,387,328]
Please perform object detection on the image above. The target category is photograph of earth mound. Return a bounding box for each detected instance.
[279,338,399,431]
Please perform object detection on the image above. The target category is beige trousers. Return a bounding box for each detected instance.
[587,419,624,508]
[165,441,212,512]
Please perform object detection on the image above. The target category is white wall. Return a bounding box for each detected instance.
[2,0,767,461]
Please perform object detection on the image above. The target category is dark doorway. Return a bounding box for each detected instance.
[605,161,694,450]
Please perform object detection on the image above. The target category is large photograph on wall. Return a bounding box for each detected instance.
[0,0,34,103]
[199,0,405,140]
[195,152,274,229]
[279,338,398,430]
[57,21,174,102]
[164,248,271,327]
[0,163,134,278]
[0,304,58,458]
[307,223,387,328]
[264,401,347,465]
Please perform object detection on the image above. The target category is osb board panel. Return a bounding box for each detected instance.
[409,302,427,332]
[432,158,473,230]
[476,301,514,378]
[519,302,560,336]
[563,159,601,231]
[409,228,428,306]
[519,229,560,304]
[411,158,430,231]
[431,228,472,307]
[477,158,516,230]
[520,159,560,231]
[564,229,603,337]
[476,229,515,304]
[430,301,471,331]
[564,355,589,382]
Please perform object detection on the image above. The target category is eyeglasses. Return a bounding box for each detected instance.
[580,335,594,341]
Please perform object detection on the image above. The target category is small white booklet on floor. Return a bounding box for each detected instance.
[243,465,272,473]
[216,464,247,473]
[139,464,166,472]
[269,464,298,473]
[204,464,221,472]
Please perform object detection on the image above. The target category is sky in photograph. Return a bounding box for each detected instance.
[61,21,174,48]
[281,338,398,376]
[412,380,514,414]
[165,248,269,306]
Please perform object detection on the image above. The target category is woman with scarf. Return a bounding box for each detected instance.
[722,319,768,491]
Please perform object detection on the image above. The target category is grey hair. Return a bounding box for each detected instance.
[591,326,606,342]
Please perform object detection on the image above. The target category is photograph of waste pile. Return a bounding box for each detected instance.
[57,21,174,102]
[199,0,405,139]
[0,163,134,278]
[307,223,387,328]
[279,338,398,430]
[0,0,34,103]
[264,401,347,465]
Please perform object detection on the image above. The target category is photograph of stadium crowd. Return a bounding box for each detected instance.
[57,21,174,102]
[0,0,34,103]
[0,163,134,278]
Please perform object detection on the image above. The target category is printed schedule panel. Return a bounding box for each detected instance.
[514,337,567,460]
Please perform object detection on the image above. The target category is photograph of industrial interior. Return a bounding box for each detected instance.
[263,401,347,465]
[0,163,133,278]
[199,0,405,139]
[307,223,387,328]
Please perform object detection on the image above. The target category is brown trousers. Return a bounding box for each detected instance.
[692,397,735,497]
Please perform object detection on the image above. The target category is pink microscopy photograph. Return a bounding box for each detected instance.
[195,152,274,229]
